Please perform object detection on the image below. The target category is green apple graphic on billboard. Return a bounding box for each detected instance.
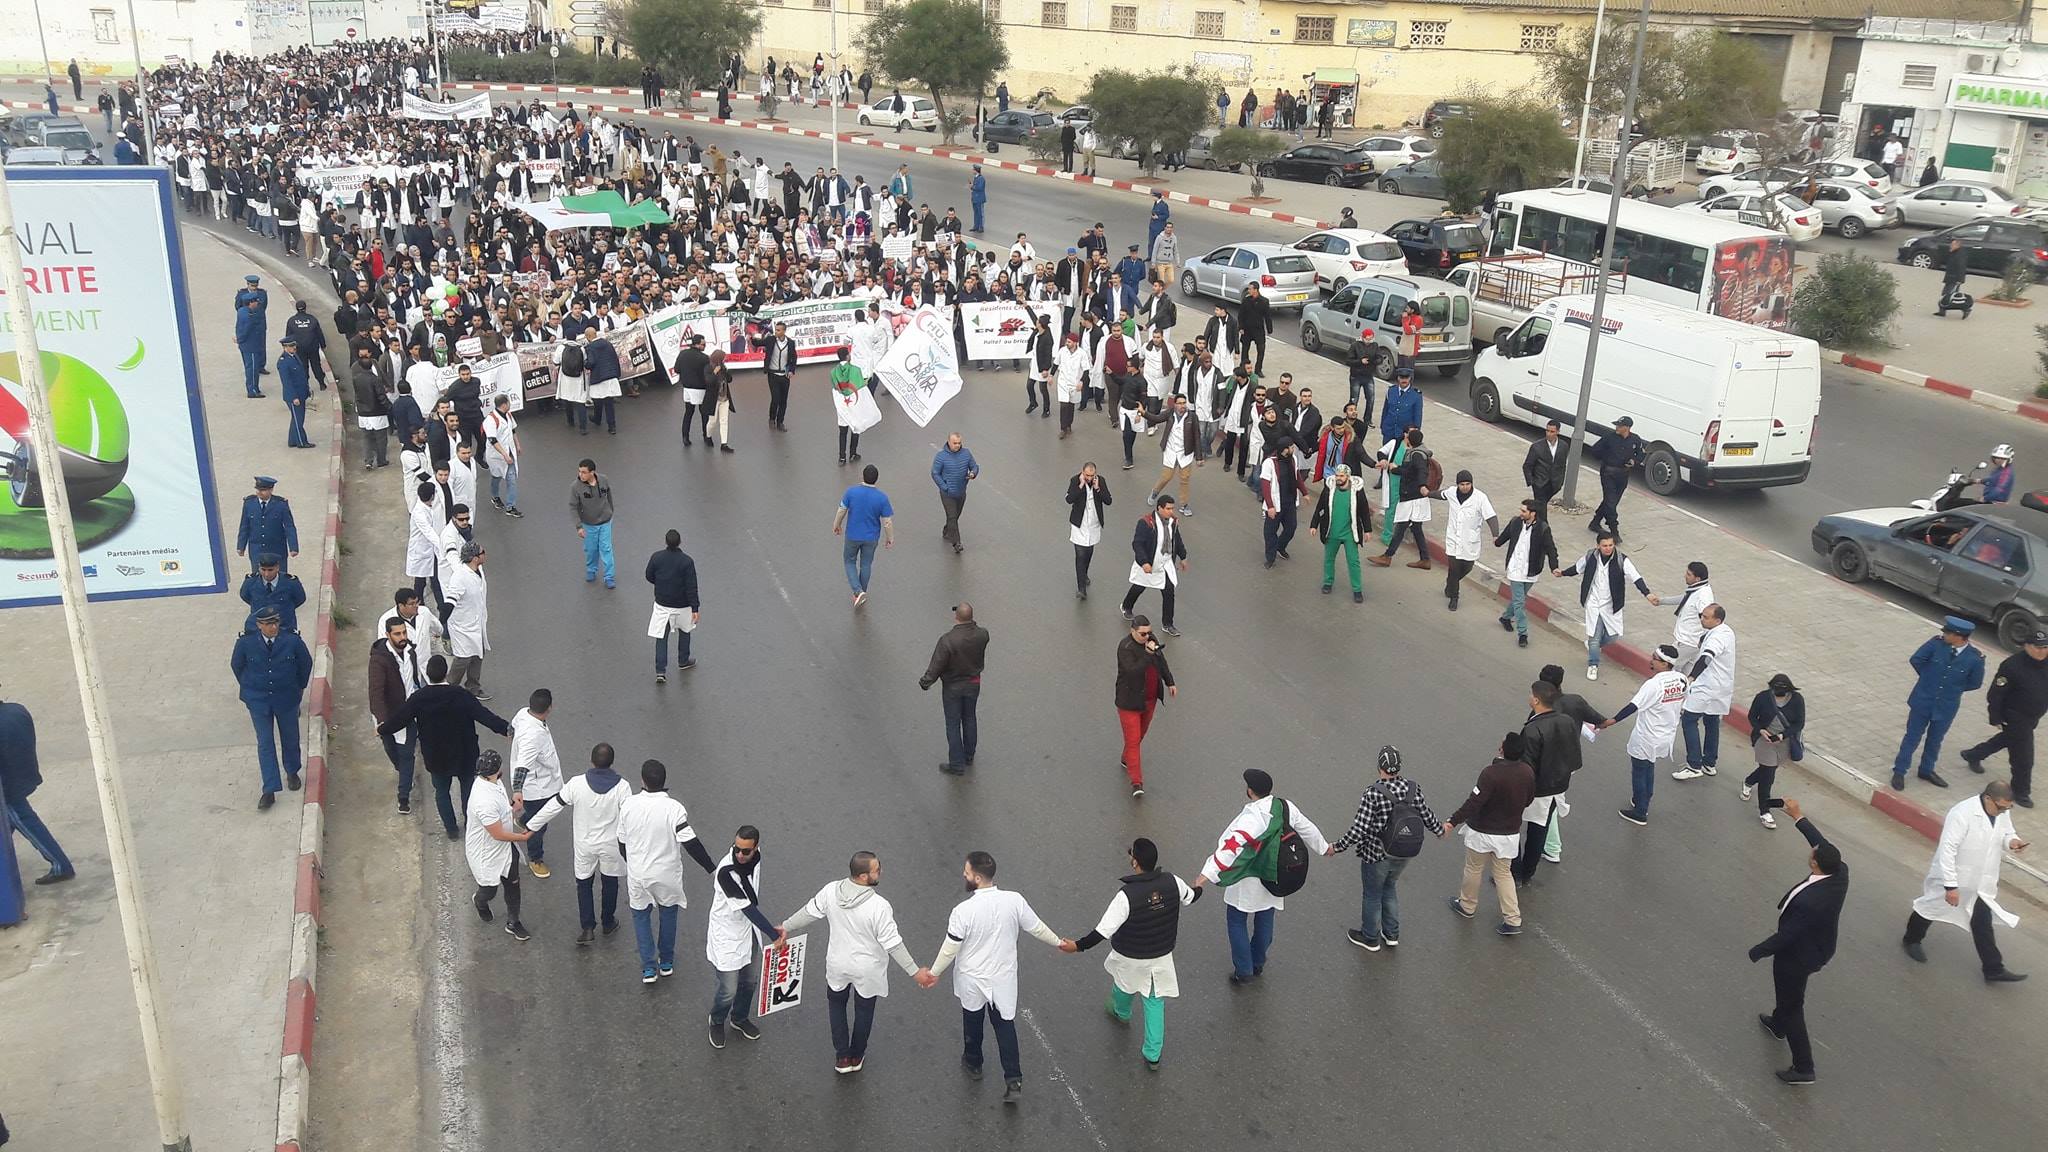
[0,347,137,557]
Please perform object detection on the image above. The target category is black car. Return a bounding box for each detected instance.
[1897,218,2048,281]
[1812,493,2048,648]
[1422,101,1472,139]
[983,109,1055,147]
[1257,145,1372,188]
[1385,217,1487,274]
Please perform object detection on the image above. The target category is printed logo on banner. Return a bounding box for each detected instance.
[757,935,808,1017]
[875,307,964,429]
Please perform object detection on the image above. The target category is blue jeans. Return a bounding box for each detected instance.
[1587,618,1617,667]
[488,461,519,509]
[241,349,263,396]
[1359,855,1409,941]
[1681,710,1720,770]
[6,794,72,875]
[962,1005,1023,1080]
[1629,756,1655,815]
[710,960,757,1025]
[633,903,679,971]
[246,698,302,794]
[843,538,879,593]
[1501,580,1532,636]
[942,690,978,766]
[582,521,615,584]
[576,873,619,930]
[1894,705,1955,779]
[654,623,693,672]
[1224,905,1274,978]
[380,729,416,804]
[827,982,877,1060]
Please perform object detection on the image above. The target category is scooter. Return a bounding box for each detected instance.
[1911,463,1988,512]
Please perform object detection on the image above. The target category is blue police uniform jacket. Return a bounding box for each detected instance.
[1379,385,1422,443]
[278,353,310,402]
[235,307,266,352]
[1906,635,1985,712]
[237,495,300,556]
[231,629,313,706]
[239,571,307,631]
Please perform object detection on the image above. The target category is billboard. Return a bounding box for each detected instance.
[0,169,227,607]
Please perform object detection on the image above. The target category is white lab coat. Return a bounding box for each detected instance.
[706,849,768,971]
[405,499,440,579]
[1914,796,2022,930]
[437,521,469,588]
[509,708,562,801]
[616,789,699,910]
[1091,876,1199,998]
[524,770,631,880]
[1683,623,1737,715]
[443,563,489,658]
[852,318,892,376]
[790,878,912,998]
[1572,552,1643,640]
[1053,343,1088,403]
[1442,489,1497,561]
[1671,581,1715,655]
[462,775,517,887]
[1201,796,1329,913]
[1379,440,1432,525]
[942,886,1052,1017]
[448,456,478,513]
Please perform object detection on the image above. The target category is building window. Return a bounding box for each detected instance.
[1111,4,1137,31]
[814,0,831,8]
[1194,10,1224,38]
[1042,1,1066,27]
[865,0,884,9]
[1901,63,1939,89]
[1519,23,1559,51]
[983,0,999,20]
[1296,15,1335,44]
[91,8,118,43]
[1408,19,1447,48]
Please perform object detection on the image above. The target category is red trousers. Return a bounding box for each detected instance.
[1118,702,1157,786]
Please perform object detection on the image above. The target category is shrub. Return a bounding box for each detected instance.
[1788,252,1898,349]
[2034,325,2048,396]
[1991,255,2031,303]
[1207,127,1289,197]
[938,106,974,145]
[445,48,646,88]
[1025,131,1064,165]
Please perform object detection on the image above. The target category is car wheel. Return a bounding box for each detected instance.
[1436,363,1461,379]
[1371,348,1396,383]
[1300,323,1322,353]
[1892,207,1908,226]
[1470,379,1502,423]
[1198,158,1219,171]
[857,114,870,126]
[925,125,937,133]
[1256,163,1276,177]
[1322,173,1342,186]
[1838,216,1866,240]
[1642,444,1682,497]
[1428,123,1445,139]
[1379,179,1399,195]
[1179,270,1199,298]
[1908,251,1935,269]
[1329,277,1348,294]
[2000,608,2042,649]
[1828,540,1870,584]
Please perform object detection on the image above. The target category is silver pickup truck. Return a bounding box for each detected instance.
[1445,255,1625,347]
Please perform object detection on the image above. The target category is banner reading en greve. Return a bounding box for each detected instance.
[960,300,1060,360]
[724,297,867,369]
[757,934,808,1017]
[0,169,228,607]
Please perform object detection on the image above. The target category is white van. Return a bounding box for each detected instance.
[1468,294,1819,495]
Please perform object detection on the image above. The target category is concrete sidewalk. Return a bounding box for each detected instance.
[0,226,342,1151]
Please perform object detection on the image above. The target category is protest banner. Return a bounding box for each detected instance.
[881,235,915,262]
[523,157,563,185]
[402,91,491,121]
[645,301,736,371]
[727,297,868,369]
[609,323,657,381]
[960,301,1060,360]
[756,936,808,1017]
[300,164,375,205]
[513,342,558,403]
[873,307,964,429]
[469,351,524,412]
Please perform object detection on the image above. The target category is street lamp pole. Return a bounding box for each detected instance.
[0,161,193,1152]
[1570,0,1607,185]
[30,0,54,89]
[1559,0,1650,510]
[126,0,157,166]
[829,0,840,170]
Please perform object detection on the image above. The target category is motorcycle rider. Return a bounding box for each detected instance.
[1983,445,2016,506]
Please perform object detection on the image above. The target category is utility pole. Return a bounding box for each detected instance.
[126,0,157,166]
[30,0,54,89]
[1559,0,1650,510]
[1570,0,1607,185]
[0,164,193,1152]
[829,0,840,170]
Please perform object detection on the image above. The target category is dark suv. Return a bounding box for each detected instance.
[1897,218,2048,281]
[1422,101,1472,139]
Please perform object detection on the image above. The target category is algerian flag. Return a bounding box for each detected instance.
[516,191,672,232]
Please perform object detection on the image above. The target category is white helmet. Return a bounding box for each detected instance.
[1993,444,2015,462]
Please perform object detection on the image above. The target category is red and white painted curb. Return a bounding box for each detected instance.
[1820,347,2048,426]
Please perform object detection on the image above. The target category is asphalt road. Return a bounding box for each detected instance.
[420,353,2047,1152]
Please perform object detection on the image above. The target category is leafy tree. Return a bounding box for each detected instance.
[1539,23,1780,141]
[1789,253,1897,349]
[614,0,761,109]
[1208,128,1289,197]
[1436,91,1572,212]
[1082,67,1214,177]
[856,0,1008,121]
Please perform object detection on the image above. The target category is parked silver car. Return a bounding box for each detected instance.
[1892,180,2027,228]
[1808,179,1896,239]
[1178,243,1320,310]
[1300,274,1474,379]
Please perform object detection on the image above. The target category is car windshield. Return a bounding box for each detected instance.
[1266,254,1314,275]
[1356,241,1402,261]
[1847,184,1885,201]
[43,129,91,149]
[1438,224,1484,249]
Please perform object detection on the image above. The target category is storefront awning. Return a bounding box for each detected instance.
[1314,69,1360,85]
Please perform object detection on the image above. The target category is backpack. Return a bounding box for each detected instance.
[558,342,585,378]
[1423,452,1443,496]
[1380,784,1428,859]
[1263,799,1312,897]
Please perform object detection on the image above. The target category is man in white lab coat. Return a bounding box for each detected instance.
[1668,561,1714,665]
[523,741,632,943]
[616,758,718,984]
[508,689,563,878]
[1903,783,2031,982]
[705,825,783,1049]
[1440,469,1499,612]
[778,851,932,1075]
[926,852,1068,1103]
[1673,604,1736,783]
[464,750,534,942]
[444,540,492,700]
[1195,768,1330,983]
[1556,532,1661,681]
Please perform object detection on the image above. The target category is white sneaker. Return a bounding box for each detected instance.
[1541,852,1561,864]
[1586,666,1599,681]
[1739,784,1754,801]
[1759,813,1777,829]
[1671,767,1706,781]
[1701,766,1718,777]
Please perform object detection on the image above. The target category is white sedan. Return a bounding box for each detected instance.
[857,96,938,132]
[1288,229,1409,293]
[1698,159,1893,199]
[1695,131,1762,174]
[1343,134,1434,171]
[1680,191,1823,242]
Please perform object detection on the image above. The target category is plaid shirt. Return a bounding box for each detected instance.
[1329,777,1444,862]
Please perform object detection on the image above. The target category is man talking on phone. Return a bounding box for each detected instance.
[1114,615,1177,797]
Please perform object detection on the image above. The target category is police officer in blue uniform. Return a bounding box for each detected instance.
[230,605,314,810]
[236,475,300,574]
[235,273,271,377]
[239,553,307,632]
[279,336,314,449]
[1892,615,1987,793]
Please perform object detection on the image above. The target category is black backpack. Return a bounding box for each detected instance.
[1262,799,1312,896]
[558,342,585,378]
[1380,783,1428,859]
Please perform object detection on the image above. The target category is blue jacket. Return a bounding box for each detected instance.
[1907,635,1985,712]
[234,286,269,318]
[970,174,987,205]
[1984,463,2015,504]
[0,700,39,801]
[237,494,300,557]
[931,446,978,497]
[1379,383,1422,444]
[235,307,266,352]
[1115,255,1147,298]
[279,353,311,402]
[230,629,313,706]
[1149,198,1170,239]
[585,337,622,382]
[239,571,307,632]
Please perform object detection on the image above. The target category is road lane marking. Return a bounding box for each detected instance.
[1670,505,1718,528]
[1020,1007,1110,1149]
